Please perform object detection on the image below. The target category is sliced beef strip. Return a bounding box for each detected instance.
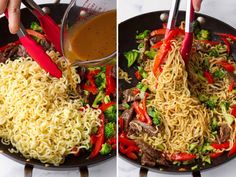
[120,107,134,131]
[17,45,28,57]
[0,53,7,63]
[129,119,158,137]
[122,88,141,103]
[135,139,169,166]
[196,43,211,53]
[4,45,19,59]
[218,123,231,143]
[141,154,156,167]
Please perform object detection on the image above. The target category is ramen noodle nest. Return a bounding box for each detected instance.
[0,51,101,166]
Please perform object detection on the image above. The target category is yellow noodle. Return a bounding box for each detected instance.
[0,51,101,166]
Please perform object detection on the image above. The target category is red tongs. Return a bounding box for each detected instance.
[166,0,195,63]
[22,0,62,54]
[5,11,62,78]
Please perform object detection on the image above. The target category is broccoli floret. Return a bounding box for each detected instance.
[104,122,115,139]
[92,91,104,108]
[201,143,213,153]
[213,70,226,79]
[95,72,106,90]
[30,22,43,33]
[198,95,218,110]
[124,50,139,67]
[136,30,150,40]
[198,94,208,102]
[196,71,207,82]
[196,29,210,40]
[100,143,112,155]
[211,117,218,131]
[220,102,234,125]
[144,49,157,59]
[104,105,116,122]
[147,107,161,126]
[138,66,148,79]
[209,49,219,57]
[206,96,218,110]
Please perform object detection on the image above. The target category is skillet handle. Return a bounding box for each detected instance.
[79,167,89,177]
[139,167,148,177]
[192,171,201,177]
[24,164,33,177]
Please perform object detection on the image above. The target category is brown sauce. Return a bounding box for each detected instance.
[65,10,116,63]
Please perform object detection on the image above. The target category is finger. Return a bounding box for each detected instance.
[193,0,202,12]
[0,0,9,14]
[8,0,21,34]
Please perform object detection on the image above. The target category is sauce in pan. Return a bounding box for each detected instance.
[65,10,116,63]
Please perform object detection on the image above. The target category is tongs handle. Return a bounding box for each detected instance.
[165,0,181,37]
[5,11,62,78]
[22,0,62,54]
[180,0,195,63]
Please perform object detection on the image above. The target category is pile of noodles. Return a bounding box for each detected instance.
[0,51,101,166]
[133,41,215,153]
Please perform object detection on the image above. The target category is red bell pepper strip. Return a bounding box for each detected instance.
[231,105,236,117]
[119,144,127,154]
[82,84,98,95]
[83,69,100,95]
[90,135,97,145]
[126,152,138,160]
[228,140,236,157]
[217,61,235,72]
[171,153,196,161]
[215,33,236,41]
[135,70,142,80]
[87,69,100,87]
[119,137,136,147]
[210,152,223,158]
[211,141,230,150]
[228,80,235,92]
[107,137,116,150]
[132,88,140,95]
[106,65,116,95]
[99,101,116,111]
[89,114,105,159]
[152,29,181,77]
[0,40,21,52]
[199,40,220,46]
[150,28,166,36]
[125,146,139,154]
[151,41,163,49]
[142,94,152,125]
[203,71,214,84]
[221,37,231,54]
[152,41,171,76]
[133,101,146,122]
[26,29,46,40]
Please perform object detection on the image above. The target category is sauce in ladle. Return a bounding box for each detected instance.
[65,10,116,63]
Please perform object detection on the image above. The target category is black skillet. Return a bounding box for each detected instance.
[0,2,115,177]
[119,11,236,177]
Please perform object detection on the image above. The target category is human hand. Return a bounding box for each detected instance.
[0,0,21,34]
[193,0,202,12]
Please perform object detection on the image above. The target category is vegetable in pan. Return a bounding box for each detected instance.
[0,22,116,165]
[119,20,236,170]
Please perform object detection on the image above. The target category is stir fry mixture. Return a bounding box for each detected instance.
[0,22,116,165]
[119,21,236,170]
